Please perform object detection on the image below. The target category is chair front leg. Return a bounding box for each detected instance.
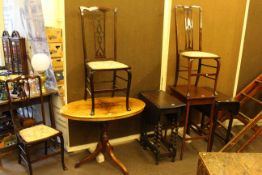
[44,141,48,155]
[25,146,33,175]
[59,135,67,170]
[112,70,117,97]
[126,69,132,111]
[213,58,221,96]
[195,59,202,87]
[90,71,95,115]
[17,143,22,164]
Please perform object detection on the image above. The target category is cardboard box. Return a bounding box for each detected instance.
[57,85,65,96]
[49,43,63,58]
[52,58,64,71]
[45,27,62,43]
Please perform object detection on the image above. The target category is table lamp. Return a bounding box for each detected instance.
[31,53,51,93]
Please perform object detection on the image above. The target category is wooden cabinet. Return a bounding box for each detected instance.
[1,31,28,75]
[0,111,16,158]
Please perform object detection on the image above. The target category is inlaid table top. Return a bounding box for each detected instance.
[60,97,145,122]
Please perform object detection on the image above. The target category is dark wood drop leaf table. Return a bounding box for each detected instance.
[139,91,185,164]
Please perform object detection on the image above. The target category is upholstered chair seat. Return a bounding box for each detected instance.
[180,51,219,58]
[19,124,59,143]
[87,60,129,70]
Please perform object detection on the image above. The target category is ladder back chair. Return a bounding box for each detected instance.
[6,75,66,175]
[170,5,221,160]
[80,6,132,115]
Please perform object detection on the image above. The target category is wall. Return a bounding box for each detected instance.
[65,0,164,144]
[237,0,262,91]
[166,0,247,96]
[41,0,63,28]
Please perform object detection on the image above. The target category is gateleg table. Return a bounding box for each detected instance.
[60,97,145,175]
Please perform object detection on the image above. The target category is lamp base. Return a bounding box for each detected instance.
[39,72,47,94]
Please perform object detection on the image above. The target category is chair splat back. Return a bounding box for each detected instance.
[80,6,117,62]
[6,75,45,131]
[175,5,202,52]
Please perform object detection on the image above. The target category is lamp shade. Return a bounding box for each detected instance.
[31,53,51,72]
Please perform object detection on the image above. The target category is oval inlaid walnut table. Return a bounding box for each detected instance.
[61,97,145,175]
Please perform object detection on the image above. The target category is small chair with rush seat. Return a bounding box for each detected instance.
[170,5,221,160]
[6,75,66,175]
[80,6,132,115]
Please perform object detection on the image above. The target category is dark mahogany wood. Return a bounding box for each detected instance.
[75,122,128,175]
[196,88,240,147]
[5,75,66,175]
[140,90,185,164]
[170,85,216,160]
[80,7,132,115]
[2,31,28,75]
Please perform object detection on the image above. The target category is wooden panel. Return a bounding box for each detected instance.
[167,0,246,96]
[237,0,262,92]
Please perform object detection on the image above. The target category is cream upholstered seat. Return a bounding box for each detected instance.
[180,51,219,58]
[19,124,59,143]
[87,60,128,70]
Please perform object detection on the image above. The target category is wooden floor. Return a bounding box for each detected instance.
[1,127,261,175]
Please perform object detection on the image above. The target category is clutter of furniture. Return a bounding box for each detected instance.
[1,3,261,175]
[0,29,66,174]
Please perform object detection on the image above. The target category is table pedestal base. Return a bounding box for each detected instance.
[75,122,128,175]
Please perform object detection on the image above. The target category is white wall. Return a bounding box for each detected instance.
[0,0,5,66]
[41,0,63,28]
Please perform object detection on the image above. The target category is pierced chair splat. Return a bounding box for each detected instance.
[5,75,66,175]
[80,6,132,115]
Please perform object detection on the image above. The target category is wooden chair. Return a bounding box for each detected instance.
[170,5,221,160]
[80,6,132,115]
[5,75,66,175]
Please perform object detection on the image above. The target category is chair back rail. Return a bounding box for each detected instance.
[5,75,45,132]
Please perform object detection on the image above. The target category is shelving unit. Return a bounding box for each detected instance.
[0,111,16,159]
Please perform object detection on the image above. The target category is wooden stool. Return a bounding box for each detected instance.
[140,91,185,164]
